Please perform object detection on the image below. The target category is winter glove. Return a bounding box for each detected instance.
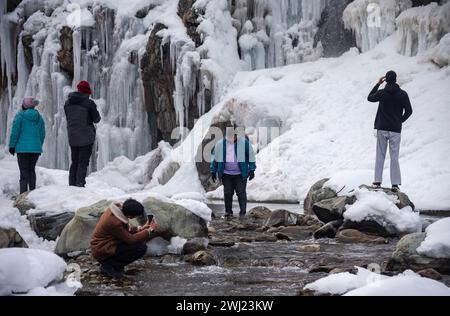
[211,173,217,183]
[248,171,255,181]
[9,148,15,156]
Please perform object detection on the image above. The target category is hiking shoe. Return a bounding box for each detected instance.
[239,214,246,220]
[221,214,234,220]
[392,185,400,193]
[100,264,123,278]
[372,182,382,189]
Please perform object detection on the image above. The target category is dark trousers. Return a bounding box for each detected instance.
[69,145,93,187]
[17,153,40,194]
[101,243,147,272]
[223,174,247,216]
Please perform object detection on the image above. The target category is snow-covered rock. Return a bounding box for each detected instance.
[304,266,450,296]
[417,218,450,259]
[0,248,78,296]
[431,33,450,67]
[343,188,421,236]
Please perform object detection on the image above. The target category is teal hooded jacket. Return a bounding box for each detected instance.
[9,109,46,154]
[210,137,257,181]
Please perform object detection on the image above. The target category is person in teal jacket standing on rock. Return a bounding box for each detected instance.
[211,124,257,220]
[9,97,46,194]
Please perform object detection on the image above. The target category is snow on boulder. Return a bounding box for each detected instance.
[345,270,450,296]
[343,188,421,236]
[0,248,68,296]
[432,33,450,67]
[304,267,450,296]
[304,267,388,295]
[417,218,450,259]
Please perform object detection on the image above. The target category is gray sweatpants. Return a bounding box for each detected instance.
[375,130,402,186]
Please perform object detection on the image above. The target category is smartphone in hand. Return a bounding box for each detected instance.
[147,214,154,224]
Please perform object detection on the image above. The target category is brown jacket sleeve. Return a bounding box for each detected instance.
[107,221,150,245]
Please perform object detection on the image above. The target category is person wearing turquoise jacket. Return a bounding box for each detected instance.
[9,97,46,194]
[210,125,257,219]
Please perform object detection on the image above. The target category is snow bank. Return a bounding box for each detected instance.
[146,236,187,257]
[345,270,450,296]
[324,170,375,196]
[305,267,450,296]
[304,266,388,295]
[0,199,55,250]
[344,188,422,234]
[431,33,450,67]
[204,34,450,211]
[0,248,72,296]
[417,218,450,259]
[174,199,212,223]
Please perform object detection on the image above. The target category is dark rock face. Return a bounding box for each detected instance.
[195,121,230,191]
[312,196,355,223]
[314,0,357,57]
[7,0,22,12]
[0,227,28,248]
[183,238,208,255]
[303,178,335,215]
[341,219,396,237]
[178,0,201,47]
[21,34,34,71]
[411,0,440,6]
[57,26,74,80]
[387,232,450,274]
[28,212,75,241]
[141,23,177,148]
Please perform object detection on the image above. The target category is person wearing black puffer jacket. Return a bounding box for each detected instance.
[65,81,101,187]
[368,71,413,192]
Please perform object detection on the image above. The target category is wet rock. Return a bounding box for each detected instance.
[274,226,317,241]
[264,209,298,228]
[312,196,355,223]
[303,178,335,215]
[183,238,209,255]
[239,237,255,243]
[336,229,388,244]
[386,232,450,274]
[178,0,202,47]
[417,268,442,280]
[309,265,337,273]
[248,206,272,220]
[313,220,343,239]
[14,192,36,215]
[209,239,236,248]
[7,0,21,12]
[187,251,216,266]
[319,256,346,266]
[57,26,74,80]
[22,34,33,70]
[0,228,28,248]
[254,235,278,242]
[28,212,74,241]
[300,244,321,252]
[341,219,396,238]
[330,267,353,274]
[297,215,322,227]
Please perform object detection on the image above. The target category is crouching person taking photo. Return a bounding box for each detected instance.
[91,199,157,278]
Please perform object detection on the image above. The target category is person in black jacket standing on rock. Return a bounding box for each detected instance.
[65,81,101,187]
[368,71,413,192]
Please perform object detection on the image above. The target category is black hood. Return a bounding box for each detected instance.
[67,91,89,105]
[384,83,401,95]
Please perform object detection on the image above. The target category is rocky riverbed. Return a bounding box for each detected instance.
[70,203,450,296]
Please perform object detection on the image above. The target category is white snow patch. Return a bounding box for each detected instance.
[344,188,422,234]
[417,217,450,259]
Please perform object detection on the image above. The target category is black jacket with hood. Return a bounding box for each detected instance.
[368,83,413,133]
[64,92,101,147]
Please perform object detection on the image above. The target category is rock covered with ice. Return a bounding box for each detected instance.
[396,2,450,57]
[431,33,450,67]
[343,0,412,52]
